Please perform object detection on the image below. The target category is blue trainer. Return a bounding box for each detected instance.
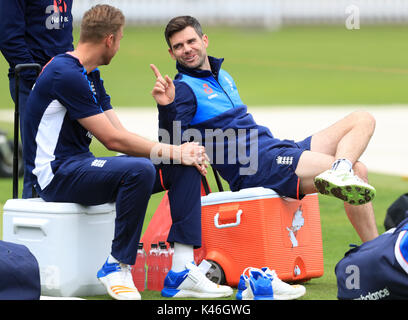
[236,267,305,300]
[236,273,248,300]
[161,261,233,298]
[246,269,274,300]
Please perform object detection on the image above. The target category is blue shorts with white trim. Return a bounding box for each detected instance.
[238,136,312,200]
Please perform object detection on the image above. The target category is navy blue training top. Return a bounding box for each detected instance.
[0,0,74,81]
[158,56,304,191]
[23,53,112,192]
[336,217,408,300]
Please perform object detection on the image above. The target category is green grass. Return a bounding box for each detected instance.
[1,167,406,300]
[0,24,407,300]
[0,128,406,300]
[1,25,408,109]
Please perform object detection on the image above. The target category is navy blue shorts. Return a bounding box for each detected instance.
[240,136,312,199]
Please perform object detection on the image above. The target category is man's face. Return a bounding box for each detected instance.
[168,26,209,70]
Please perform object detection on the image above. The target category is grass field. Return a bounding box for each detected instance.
[0,141,406,300]
[0,118,406,300]
[0,25,407,300]
[0,136,406,300]
[1,25,408,109]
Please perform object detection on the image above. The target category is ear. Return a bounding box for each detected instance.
[202,34,209,49]
[105,34,115,48]
[168,48,176,60]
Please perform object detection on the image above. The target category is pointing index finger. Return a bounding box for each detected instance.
[150,64,162,79]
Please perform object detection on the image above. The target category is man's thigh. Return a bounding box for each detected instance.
[310,112,357,155]
[39,156,155,205]
[295,150,334,194]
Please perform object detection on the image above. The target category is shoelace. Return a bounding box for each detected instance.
[243,267,288,285]
[113,263,135,288]
[266,269,286,284]
[242,267,268,280]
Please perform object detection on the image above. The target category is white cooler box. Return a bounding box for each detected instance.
[2,198,116,297]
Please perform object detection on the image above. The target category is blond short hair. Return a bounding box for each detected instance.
[79,5,125,43]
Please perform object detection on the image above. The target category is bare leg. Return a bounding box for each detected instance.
[343,162,378,242]
[310,110,376,163]
[295,111,378,242]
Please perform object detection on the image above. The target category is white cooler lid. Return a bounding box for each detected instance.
[201,187,282,206]
[3,198,115,215]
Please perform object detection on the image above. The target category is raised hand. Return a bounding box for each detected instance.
[150,64,175,106]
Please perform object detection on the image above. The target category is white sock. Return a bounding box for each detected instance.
[107,254,119,264]
[331,158,353,172]
[171,242,194,272]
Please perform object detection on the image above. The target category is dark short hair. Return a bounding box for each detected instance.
[164,16,203,48]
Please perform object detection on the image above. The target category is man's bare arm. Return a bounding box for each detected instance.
[78,112,208,174]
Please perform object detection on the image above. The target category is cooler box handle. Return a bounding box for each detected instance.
[12,217,48,238]
[214,209,243,229]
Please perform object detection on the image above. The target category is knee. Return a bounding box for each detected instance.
[173,164,201,180]
[162,164,201,191]
[126,158,156,185]
[353,161,369,182]
[139,159,156,182]
[181,166,202,185]
[351,110,376,135]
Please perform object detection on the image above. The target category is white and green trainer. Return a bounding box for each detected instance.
[314,169,376,205]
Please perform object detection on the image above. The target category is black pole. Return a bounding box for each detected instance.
[201,175,210,195]
[13,63,41,199]
[13,71,20,199]
[212,167,224,192]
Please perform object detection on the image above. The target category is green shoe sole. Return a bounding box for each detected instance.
[314,178,376,205]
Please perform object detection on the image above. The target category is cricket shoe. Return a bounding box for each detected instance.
[161,261,233,298]
[235,268,274,300]
[97,259,141,300]
[314,169,376,205]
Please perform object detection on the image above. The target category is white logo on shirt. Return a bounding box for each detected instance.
[90,81,96,95]
[276,156,293,165]
[91,159,107,168]
[45,4,70,30]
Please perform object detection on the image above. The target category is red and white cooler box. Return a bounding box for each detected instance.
[200,187,324,286]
